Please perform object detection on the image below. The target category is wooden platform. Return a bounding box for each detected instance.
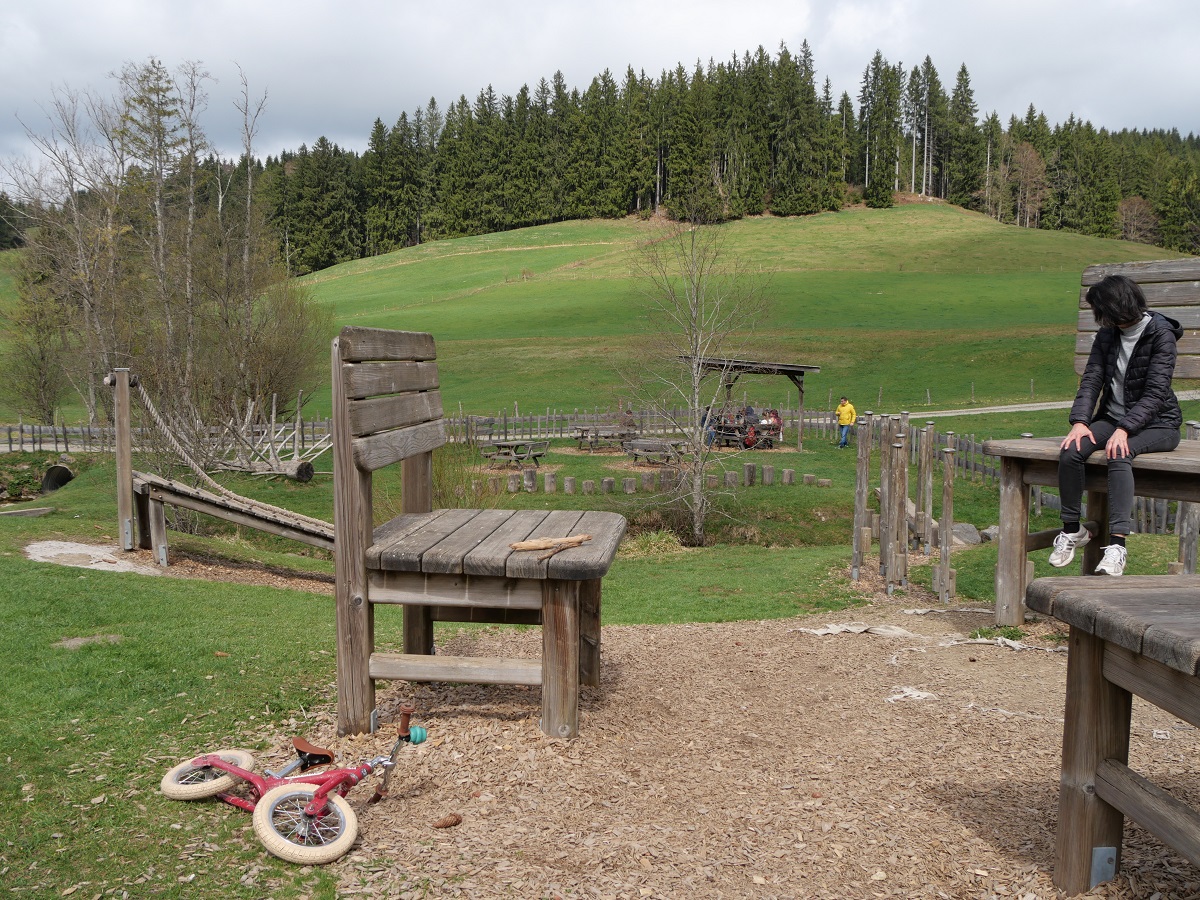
[1027,575,1200,893]
[981,437,1200,625]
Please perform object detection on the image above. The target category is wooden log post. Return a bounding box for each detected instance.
[523,469,537,492]
[892,431,908,589]
[564,476,576,494]
[582,479,595,494]
[544,472,557,493]
[938,448,956,603]
[601,477,615,494]
[1180,422,1200,573]
[724,471,738,488]
[541,579,581,739]
[622,477,636,494]
[762,465,774,486]
[743,463,756,487]
[109,369,135,551]
[508,473,521,492]
[782,469,795,485]
[641,473,655,492]
[1053,627,1132,893]
[851,415,871,581]
[879,417,894,581]
[919,422,935,553]
[706,474,719,489]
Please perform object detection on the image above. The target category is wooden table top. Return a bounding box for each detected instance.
[367,508,626,580]
[1028,575,1200,675]
[983,437,1200,475]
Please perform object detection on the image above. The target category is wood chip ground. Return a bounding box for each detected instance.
[216,565,1200,899]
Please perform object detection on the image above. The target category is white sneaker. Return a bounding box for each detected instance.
[1095,544,1127,576]
[1049,527,1091,567]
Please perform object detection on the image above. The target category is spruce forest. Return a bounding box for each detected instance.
[258,43,1200,275]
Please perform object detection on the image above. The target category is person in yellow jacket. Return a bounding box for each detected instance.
[835,397,856,449]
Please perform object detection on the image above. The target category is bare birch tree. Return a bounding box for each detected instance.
[634,208,769,545]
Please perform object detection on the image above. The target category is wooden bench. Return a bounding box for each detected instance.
[575,427,637,451]
[623,438,685,465]
[1026,574,1200,894]
[332,326,626,738]
[983,257,1200,626]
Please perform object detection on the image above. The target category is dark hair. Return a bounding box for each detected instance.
[1085,275,1147,328]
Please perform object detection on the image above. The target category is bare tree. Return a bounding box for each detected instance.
[633,207,769,545]
[1012,142,1048,228]
[1117,195,1160,245]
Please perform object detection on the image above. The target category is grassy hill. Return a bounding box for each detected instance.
[0,204,1185,421]
[303,204,1184,417]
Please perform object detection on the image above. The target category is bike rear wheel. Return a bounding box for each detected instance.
[160,749,255,800]
[252,783,359,864]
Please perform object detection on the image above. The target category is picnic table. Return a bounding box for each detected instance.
[573,427,638,451]
[481,439,548,467]
[623,438,688,465]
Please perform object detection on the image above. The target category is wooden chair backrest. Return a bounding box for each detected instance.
[1078,259,1200,379]
[333,326,447,473]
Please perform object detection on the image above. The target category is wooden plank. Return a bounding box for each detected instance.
[338,326,437,363]
[148,498,169,566]
[347,390,443,437]
[429,606,542,625]
[352,418,447,473]
[1103,644,1200,726]
[1077,306,1200,331]
[369,510,453,566]
[420,509,515,574]
[113,370,134,551]
[332,334,376,736]
[368,570,543,609]
[1079,281,1200,307]
[370,652,542,685]
[1076,352,1200,380]
[1075,332,1200,355]
[1088,590,1200,661]
[145,486,334,549]
[1026,575,1200,617]
[341,360,440,399]
[1082,259,1200,286]
[506,510,586,579]
[547,511,628,580]
[541,578,581,738]
[462,510,550,577]
[1053,627,1132,895]
[1095,759,1200,868]
[374,508,482,571]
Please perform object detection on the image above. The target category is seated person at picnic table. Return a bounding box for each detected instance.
[1050,274,1182,576]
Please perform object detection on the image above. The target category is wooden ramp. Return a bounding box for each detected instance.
[132,470,333,565]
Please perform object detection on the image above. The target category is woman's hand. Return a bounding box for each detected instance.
[1061,422,1095,451]
[1106,427,1131,458]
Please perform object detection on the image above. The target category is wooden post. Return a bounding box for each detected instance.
[919,422,935,553]
[893,431,908,588]
[401,451,434,658]
[743,463,756,487]
[578,578,602,688]
[762,465,774,486]
[563,476,576,494]
[939,448,956,603]
[1179,422,1200,572]
[1053,628,1131,893]
[332,338,376,736]
[879,417,895,580]
[109,369,135,552]
[994,455,1027,625]
[851,415,870,580]
[541,578,581,739]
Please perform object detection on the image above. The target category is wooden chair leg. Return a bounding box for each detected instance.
[1054,627,1131,893]
[403,606,433,655]
[542,579,580,738]
[579,579,602,688]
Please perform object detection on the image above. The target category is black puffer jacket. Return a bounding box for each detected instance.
[1069,311,1183,433]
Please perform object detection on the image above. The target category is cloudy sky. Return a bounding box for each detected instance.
[1,0,1196,166]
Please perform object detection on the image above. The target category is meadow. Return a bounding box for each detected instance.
[0,204,1193,897]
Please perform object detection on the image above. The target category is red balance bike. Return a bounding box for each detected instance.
[161,705,427,864]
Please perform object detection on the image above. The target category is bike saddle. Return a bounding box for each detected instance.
[292,737,335,770]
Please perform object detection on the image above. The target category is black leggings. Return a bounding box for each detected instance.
[1058,419,1180,536]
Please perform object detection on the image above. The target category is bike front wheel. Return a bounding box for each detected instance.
[160,749,255,800]
[252,783,359,864]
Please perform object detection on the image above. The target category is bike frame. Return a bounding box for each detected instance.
[189,754,390,817]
